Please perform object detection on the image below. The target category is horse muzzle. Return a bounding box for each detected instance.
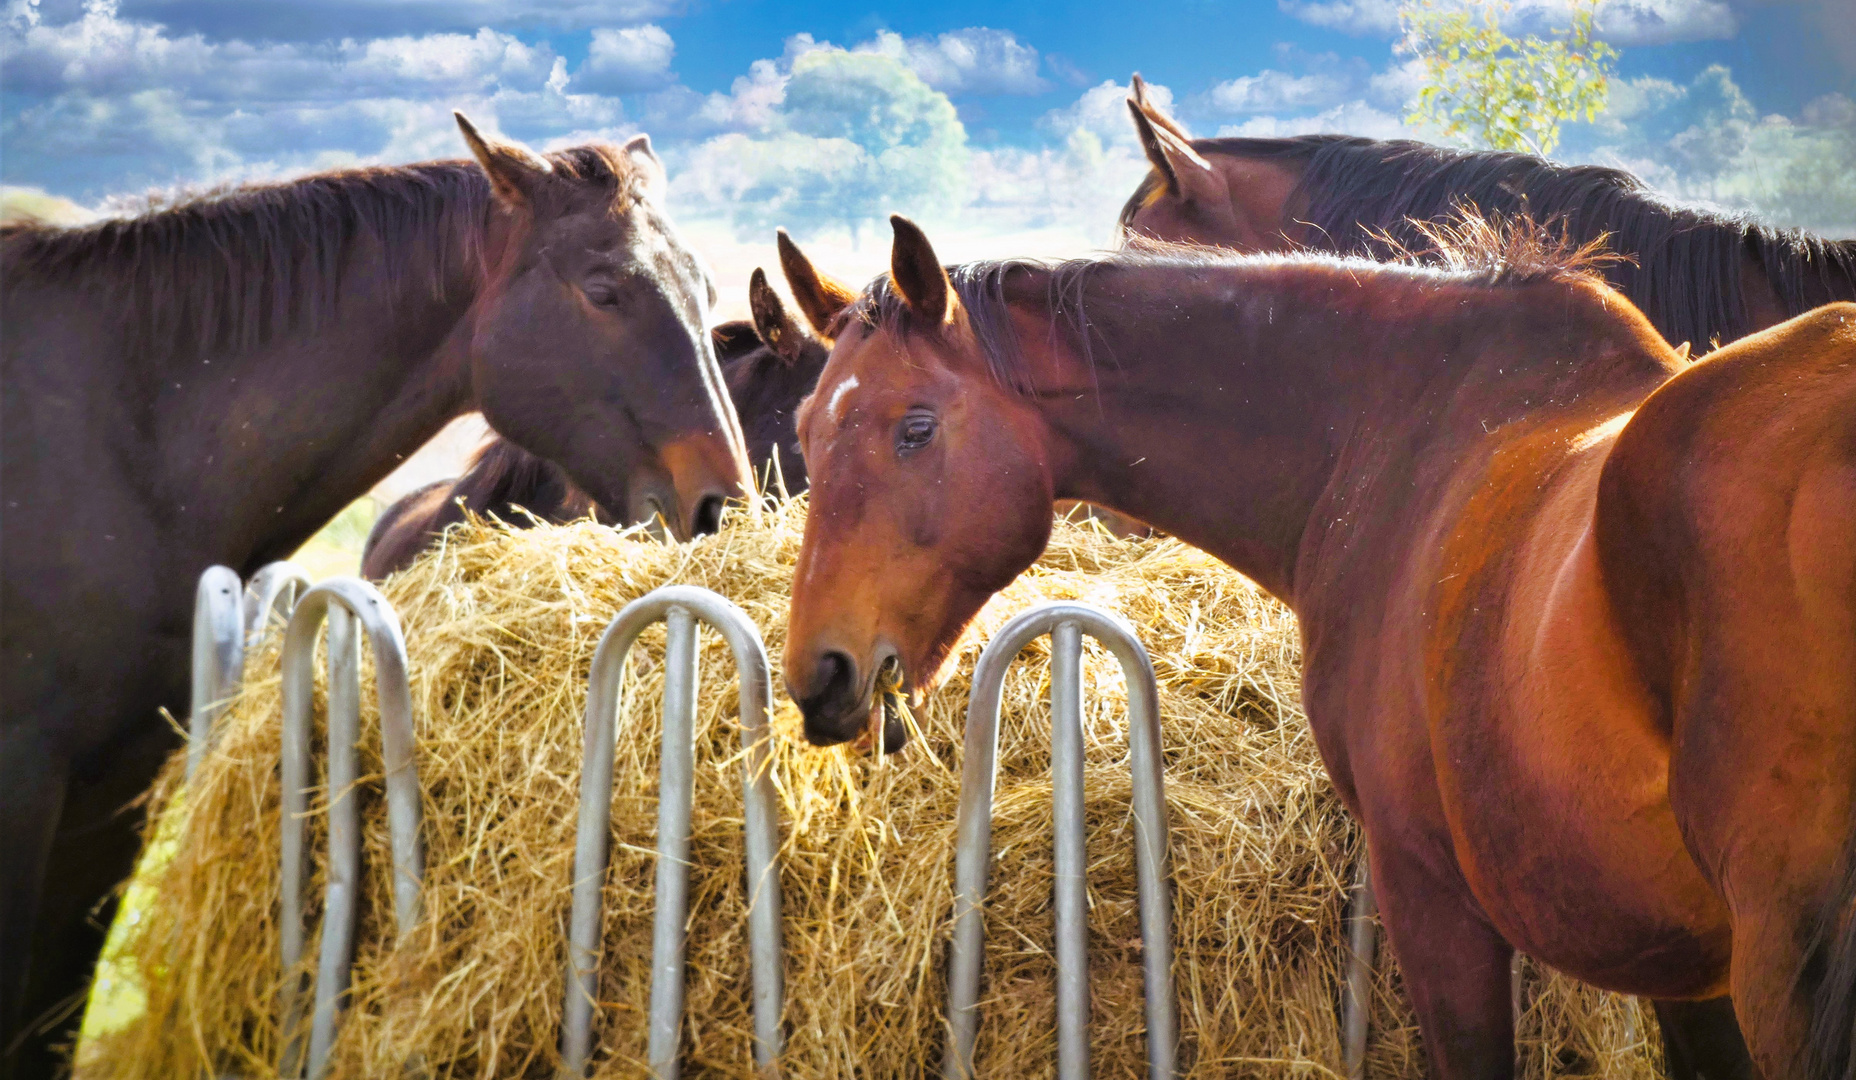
[791,649,908,754]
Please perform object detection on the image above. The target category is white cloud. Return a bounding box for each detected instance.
[855,27,1048,96]
[1205,69,1350,113]
[1039,77,1176,149]
[106,0,683,42]
[0,0,632,196]
[575,24,674,93]
[1279,0,1736,45]
[667,42,969,243]
[1216,100,1419,140]
[1564,65,1856,232]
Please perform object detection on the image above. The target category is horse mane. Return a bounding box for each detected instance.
[1122,134,1856,350]
[0,143,645,362]
[844,215,1612,396]
[451,437,599,523]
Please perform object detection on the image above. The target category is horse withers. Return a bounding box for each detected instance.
[780,216,1856,1079]
[0,115,750,1071]
[360,230,853,579]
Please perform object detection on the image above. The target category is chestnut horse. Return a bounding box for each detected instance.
[360,231,852,579]
[0,115,750,1071]
[1118,76,1856,354]
[781,216,1856,1079]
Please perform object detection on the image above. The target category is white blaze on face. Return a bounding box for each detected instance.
[826,374,860,424]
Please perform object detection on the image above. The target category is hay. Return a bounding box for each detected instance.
[82,498,1662,1078]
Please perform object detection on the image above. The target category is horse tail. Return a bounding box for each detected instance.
[1804,803,1856,1079]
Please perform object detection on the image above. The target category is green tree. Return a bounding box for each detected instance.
[1399,0,1619,157]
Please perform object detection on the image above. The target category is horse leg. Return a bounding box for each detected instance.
[0,728,68,1079]
[1370,841,1517,1079]
[30,718,180,1064]
[1652,997,1756,1080]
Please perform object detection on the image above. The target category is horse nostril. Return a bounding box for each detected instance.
[691,493,725,537]
[796,650,862,745]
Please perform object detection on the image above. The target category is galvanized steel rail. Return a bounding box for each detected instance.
[186,562,314,780]
[187,567,247,781]
[244,561,314,647]
[559,585,784,1079]
[1340,859,1377,1080]
[277,578,425,1080]
[945,602,1176,1080]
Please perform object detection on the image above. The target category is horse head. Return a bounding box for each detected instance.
[1116,75,1305,253]
[456,112,751,540]
[722,230,854,495]
[782,217,1056,753]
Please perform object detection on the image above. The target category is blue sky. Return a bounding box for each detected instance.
[4,0,1852,294]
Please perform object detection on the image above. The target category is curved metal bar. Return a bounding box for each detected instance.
[560,585,783,1079]
[277,578,424,1080]
[946,602,1176,1080]
[187,566,247,781]
[1341,858,1377,1080]
[245,561,315,648]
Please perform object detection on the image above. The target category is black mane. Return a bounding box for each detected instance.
[1121,134,1856,350]
[0,143,643,363]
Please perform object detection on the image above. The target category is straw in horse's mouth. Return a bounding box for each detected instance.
[851,657,907,757]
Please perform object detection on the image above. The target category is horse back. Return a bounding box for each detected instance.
[360,479,461,580]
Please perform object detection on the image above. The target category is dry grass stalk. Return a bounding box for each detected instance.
[82,497,1661,1078]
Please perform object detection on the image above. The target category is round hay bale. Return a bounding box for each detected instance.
[81,498,1662,1078]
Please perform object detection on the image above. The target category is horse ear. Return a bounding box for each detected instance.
[777,229,858,335]
[1128,100,1223,206]
[749,267,807,365]
[455,111,552,207]
[622,133,666,202]
[888,214,954,327]
[1128,73,1193,142]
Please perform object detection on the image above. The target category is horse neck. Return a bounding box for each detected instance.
[173,201,501,573]
[1030,261,1675,606]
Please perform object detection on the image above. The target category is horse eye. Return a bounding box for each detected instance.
[896,413,936,454]
[584,281,619,307]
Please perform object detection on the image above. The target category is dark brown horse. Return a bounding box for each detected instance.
[781,216,1856,1079]
[360,231,851,579]
[0,115,751,1071]
[1120,76,1856,354]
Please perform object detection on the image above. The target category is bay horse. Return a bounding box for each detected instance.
[1119,76,1856,353]
[1120,80,1852,1071]
[361,230,852,579]
[0,115,751,1072]
[780,215,1856,1079]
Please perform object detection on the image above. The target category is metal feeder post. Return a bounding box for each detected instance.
[559,585,784,1080]
[945,602,1176,1080]
[276,578,425,1080]
[187,566,247,782]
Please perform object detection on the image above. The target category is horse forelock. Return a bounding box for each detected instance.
[541,143,647,213]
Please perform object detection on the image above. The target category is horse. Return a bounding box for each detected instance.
[1119,75,1856,354]
[779,215,1856,1080]
[0,114,751,1072]
[360,230,850,579]
[1119,81,1852,1072]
